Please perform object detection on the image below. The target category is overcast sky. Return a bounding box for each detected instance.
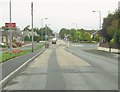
[0,0,119,32]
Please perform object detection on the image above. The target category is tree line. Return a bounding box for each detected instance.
[59,9,120,48]
[101,9,120,48]
[23,25,54,42]
[59,28,100,42]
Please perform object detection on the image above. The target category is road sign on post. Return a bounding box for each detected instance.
[45,35,48,41]
[5,23,16,28]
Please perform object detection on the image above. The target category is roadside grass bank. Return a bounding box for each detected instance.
[0,43,45,63]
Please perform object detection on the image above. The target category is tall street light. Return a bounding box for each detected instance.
[73,23,78,42]
[92,10,102,47]
[92,11,101,30]
[41,18,48,41]
[44,18,48,40]
[47,24,50,37]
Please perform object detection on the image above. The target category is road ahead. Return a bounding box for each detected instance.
[3,40,118,90]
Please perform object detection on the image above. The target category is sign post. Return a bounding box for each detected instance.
[45,35,48,41]
[9,0,12,55]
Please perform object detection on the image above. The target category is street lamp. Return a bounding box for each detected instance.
[44,18,48,40]
[41,18,48,41]
[47,24,50,37]
[92,10,102,47]
[92,11,101,30]
[73,23,78,43]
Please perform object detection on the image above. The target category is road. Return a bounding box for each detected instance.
[3,40,118,90]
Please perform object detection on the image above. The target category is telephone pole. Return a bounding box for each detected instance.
[31,2,34,52]
[9,0,12,55]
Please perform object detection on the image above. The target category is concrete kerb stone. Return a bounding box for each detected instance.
[0,48,45,91]
[98,46,120,53]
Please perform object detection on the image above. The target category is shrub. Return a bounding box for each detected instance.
[84,32,92,42]
[12,49,24,53]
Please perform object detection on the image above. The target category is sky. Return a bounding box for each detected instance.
[0,0,119,32]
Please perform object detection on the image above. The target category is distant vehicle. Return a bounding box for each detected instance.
[52,38,57,44]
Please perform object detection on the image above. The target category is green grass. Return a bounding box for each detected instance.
[0,43,45,63]
[0,51,27,62]
[34,43,45,51]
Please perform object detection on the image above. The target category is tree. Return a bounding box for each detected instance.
[107,19,118,38]
[59,28,68,39]
[101,9,120,42]
[33,26,53,41]
[24,36,31,41]
[23,25,31,31]
[73,31,82,42]
[84,32,92,42]
[114,30,120,44]
[34,36,41,42]
[93,34,100,42]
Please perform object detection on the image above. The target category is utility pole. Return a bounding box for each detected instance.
[9,0,12,55]
[41,19,43,41]
[45,24,47,41]
[41,18,48,41]
[76,23,78,43]
[31,2,34,52]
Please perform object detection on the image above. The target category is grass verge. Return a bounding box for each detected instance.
[0,43,45,63]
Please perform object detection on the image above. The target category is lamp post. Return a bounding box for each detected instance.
[92,10,102,47]
[73,23,78,43]
[44,18,48,41]
[92,11,101,30]
[45,18,48,36]
[41,18,48,41]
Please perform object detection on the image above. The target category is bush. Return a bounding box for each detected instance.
[93,34,100,42]
[24,36,31,41]
[84,32,92,42]
[109,38,115,45]
[34,36,41,42]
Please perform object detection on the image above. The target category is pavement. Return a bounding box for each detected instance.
[2,40,118,90]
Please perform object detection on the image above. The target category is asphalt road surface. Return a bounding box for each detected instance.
[3,40,118,90]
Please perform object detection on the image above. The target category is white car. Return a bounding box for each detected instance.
[52,38,57,44]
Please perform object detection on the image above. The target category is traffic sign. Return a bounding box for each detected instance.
[45,35,48,40]
[5,23,16,28]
